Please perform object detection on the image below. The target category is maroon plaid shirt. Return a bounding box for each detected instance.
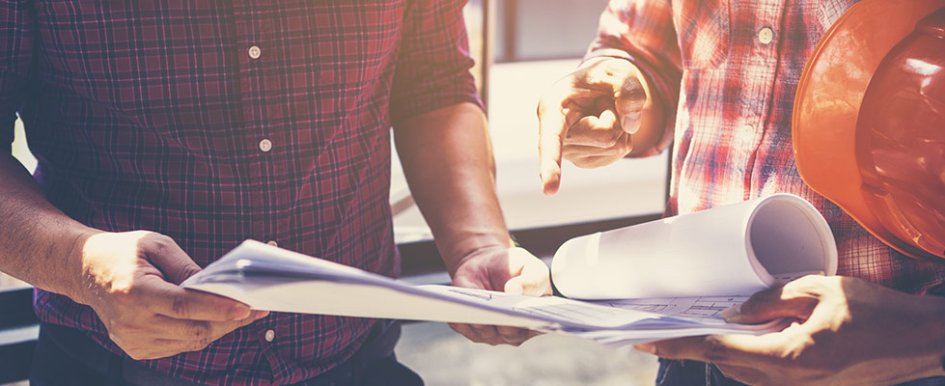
[592,0,945,292]
[2,1,480,384]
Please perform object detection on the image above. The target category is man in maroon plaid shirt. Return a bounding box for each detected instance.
[0,1,550,385]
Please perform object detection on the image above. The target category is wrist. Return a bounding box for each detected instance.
[439,236,513,276]
[61,227,104,305]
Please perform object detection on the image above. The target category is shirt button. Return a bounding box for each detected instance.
[758,27,774,45]
[264,329,275,343]
[267,240,278,247]
[258,138,272,153]
[248,45,261,59]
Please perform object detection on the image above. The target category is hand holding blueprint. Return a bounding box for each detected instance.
[182,194,837,346]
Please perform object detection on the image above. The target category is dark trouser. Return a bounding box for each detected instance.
[30,321,423,386]
[655,359,945,386]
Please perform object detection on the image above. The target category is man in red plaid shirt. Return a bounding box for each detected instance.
[539,0,945,384]
[0,1,550,385]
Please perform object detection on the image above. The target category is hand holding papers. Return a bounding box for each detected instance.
[182,194,837,347]
[549,193,837,346]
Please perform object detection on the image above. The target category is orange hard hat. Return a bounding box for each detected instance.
[793,0,945,261]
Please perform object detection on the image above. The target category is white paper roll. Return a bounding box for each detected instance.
[551,193,838,299]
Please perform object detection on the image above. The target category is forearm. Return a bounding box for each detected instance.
[393,102,512,274]
[0,153,95,296]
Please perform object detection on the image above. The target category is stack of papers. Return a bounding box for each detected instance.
[182,240,785,347]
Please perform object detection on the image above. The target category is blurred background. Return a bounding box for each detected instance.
[3,0,665,384]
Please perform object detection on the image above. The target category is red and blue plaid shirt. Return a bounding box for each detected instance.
[1,1,480,384]
[592,0,945,292]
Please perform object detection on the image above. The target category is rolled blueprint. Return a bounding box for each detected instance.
[551,193,838,299]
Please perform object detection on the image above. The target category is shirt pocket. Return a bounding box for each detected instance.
[672,0,732,70]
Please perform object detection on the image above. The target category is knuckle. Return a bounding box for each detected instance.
[107,332,124,347]
[215,321,243,337]
[602,132,622,148]
[564,123,585,139]
[739,297,762,315]
[152,235,175,252]
[126,350,148,361]
[620,80,646,101]
[744,289,777,309]
[561,134,582,148]
[171,294,191,318]
[794,274,827,289]
[191,338,212,352]
[123,282,151,300]
[179,265,202,280]
[618,70,645,91]
[620,138,634,154]
[191,323,211,341]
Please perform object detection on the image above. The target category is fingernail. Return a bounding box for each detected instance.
[621,113,641,134]
[721,304,742,322]
[634,343,656,354]
[541,178,559,196]
[253,310,270,319]
[230,304,251,320]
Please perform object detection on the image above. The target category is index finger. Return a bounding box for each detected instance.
[537,97,569,196]
[140,275,252,322]
[537,91,592,195]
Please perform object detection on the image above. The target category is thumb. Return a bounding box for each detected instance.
[504,276,526,295]
[506,248,552,296]
[614,73,647,135]
[144,237,202,285]
[723,285,819,324]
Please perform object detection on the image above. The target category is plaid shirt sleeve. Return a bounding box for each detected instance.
[0,0,33,154]
[389,0,482,126]
[587,0,682,156]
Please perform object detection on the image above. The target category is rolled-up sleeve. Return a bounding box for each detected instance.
[0,0,34,154]
[389,0,483,126]
[587,0,682,156]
